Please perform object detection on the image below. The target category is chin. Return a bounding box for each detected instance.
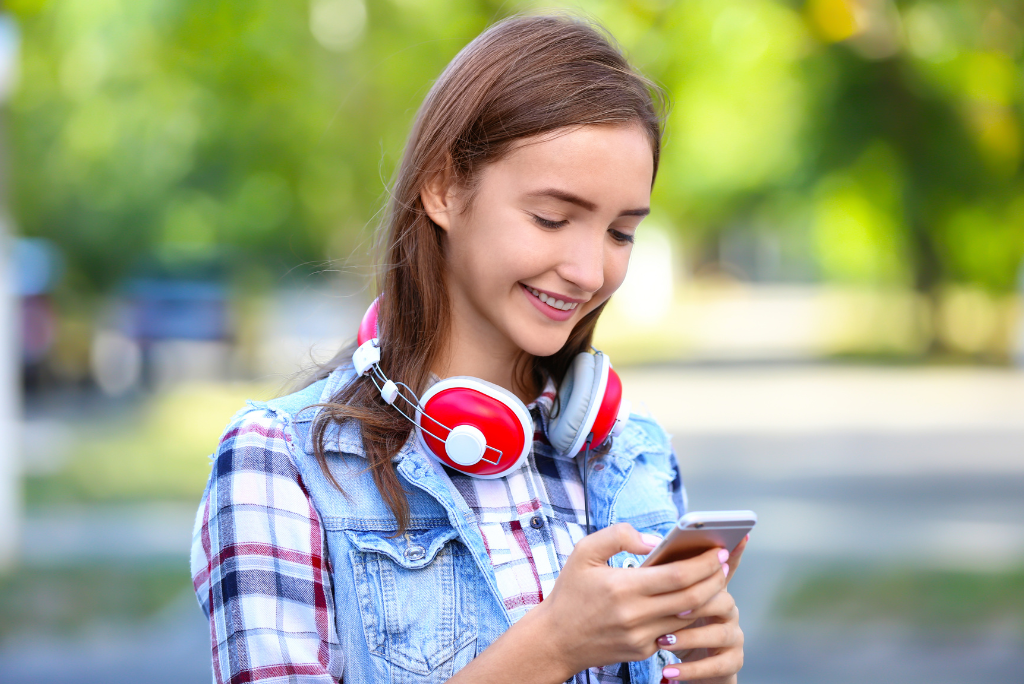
[512,328,573,359]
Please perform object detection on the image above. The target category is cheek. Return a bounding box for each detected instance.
[480,221,549,283]
[576,248,631,320]
[453,215,541,296]
[604,249,632,295]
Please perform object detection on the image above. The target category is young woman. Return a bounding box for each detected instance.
[192,14,746,684]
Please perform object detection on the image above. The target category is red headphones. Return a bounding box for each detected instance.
[352,298,631,479]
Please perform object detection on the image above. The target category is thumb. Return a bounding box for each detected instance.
[576,523,660,563]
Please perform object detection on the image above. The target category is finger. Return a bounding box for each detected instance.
[642,556,728,622]
[667,614,742,651]
[661,648,744,681]
[650,615,699,648]
[632,572,727,633]
[573,522,659,564]
[652,607,735,652]
[635,546,726,596]
[681,590,736,621]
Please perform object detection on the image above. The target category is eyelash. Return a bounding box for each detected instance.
[531,214,567,229]
[610,230,635,244]
[530,214,635,244]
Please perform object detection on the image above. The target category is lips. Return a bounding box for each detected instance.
[520,283,579,322]
[523,285,579,311]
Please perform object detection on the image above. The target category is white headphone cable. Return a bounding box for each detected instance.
[366,365,505,463]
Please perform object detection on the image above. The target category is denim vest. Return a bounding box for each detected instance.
[260,368,685,683]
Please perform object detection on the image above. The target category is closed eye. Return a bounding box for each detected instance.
[530,214,568,230]
[610,229,635,244]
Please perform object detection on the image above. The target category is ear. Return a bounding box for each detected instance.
[420,169,456,233]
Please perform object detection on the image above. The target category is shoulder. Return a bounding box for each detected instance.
[205,404,305,508]
[236,363,359,427]
[220,402,290,446]
[193,404,319,589]
[613,408,674,466]
[256,372,339,423]
[609,409,685,525]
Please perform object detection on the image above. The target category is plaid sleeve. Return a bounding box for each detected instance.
[191,406,344,684]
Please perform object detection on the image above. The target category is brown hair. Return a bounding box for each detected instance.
[307,13,665,532]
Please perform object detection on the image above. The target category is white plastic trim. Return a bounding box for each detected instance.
[611,398,631,437]
[564,352,609,457]
[352,339,380,376]
[380,379,399,405]
[444,424,487,466]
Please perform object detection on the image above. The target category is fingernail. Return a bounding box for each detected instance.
[745,533,750,541]
[662,667,681,678]
[657,633,678,647]
[640,533,661,548]
[723,563,729,577]
[717,549,729,564]
[677,609,692,617]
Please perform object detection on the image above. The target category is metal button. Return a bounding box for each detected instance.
[594,463,605,471]
[622,557,640,569]
[529,515,544,529]
[404,545,426,561]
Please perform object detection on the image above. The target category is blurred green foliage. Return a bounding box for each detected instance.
[8,0,1024,344]
[0,562,190,638]
[25,381,273,504]
[778,563,1024,633]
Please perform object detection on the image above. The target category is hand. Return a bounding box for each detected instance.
[658,590,744,682]
[657,534,749,682]
[529,523,730,676]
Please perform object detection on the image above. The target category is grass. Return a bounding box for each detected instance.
[0,562,194,641]
[776,564,1024,633]
[25,381,276,506]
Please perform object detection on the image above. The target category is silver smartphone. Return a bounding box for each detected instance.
[640,510,757,567]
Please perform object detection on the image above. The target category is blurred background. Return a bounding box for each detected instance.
[0,0,1022,682]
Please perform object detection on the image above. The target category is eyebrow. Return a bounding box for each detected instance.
[526,188,650,218]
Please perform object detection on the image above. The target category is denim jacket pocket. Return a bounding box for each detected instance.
[346,526,478,679]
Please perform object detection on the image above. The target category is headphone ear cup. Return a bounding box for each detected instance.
[357,297,381,346]
[588,364,624,448]
[416,377,534,478]
[548,353,599,455]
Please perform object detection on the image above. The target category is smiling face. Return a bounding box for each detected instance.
[421,123,654,389]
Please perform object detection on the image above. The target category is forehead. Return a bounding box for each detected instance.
[483,124,655,204]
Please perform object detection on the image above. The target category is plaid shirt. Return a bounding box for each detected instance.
[192,377,622,683]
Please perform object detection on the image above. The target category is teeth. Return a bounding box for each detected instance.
[526,285,579,311]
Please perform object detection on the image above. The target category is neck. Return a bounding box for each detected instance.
[434,303,538,405]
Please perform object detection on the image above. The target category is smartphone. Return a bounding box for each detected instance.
[640,510,757,567]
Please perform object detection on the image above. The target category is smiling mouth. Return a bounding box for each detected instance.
[523,285,579,311]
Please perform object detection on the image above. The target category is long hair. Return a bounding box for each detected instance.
[307,14,665,533]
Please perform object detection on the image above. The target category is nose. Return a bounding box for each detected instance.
[558,229,605,295]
